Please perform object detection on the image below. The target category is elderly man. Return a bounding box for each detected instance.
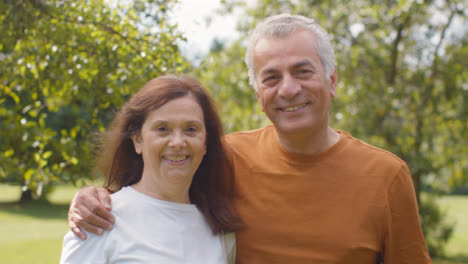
[68,14,431,263]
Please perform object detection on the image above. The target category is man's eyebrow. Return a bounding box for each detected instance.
[260,60,316,76]
[259,67,278,77]
[292,60,316,70]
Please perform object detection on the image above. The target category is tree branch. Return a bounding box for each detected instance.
[388,13,412,85]
[431,2,458,76]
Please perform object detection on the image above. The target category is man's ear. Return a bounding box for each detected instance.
[255,89,265,112]
[329,66,338,98]
[131,133,142,154]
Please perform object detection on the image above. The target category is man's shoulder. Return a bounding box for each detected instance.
[340,131,407,168]
[225,125,273,146]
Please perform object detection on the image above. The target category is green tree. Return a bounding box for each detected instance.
[0,0,188,201]
[199,0,467,256]
[195,40,269,133]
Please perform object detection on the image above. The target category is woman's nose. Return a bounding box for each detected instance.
[168,131,186,149]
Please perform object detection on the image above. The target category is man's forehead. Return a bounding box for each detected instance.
[253,31,318,65]
[254,29,316,50]
[259,59,317,75]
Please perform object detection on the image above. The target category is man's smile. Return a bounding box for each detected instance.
[279,102,310,112]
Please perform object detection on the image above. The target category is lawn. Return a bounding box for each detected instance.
[0,184,467,263]
[0,184,76,264]
[436,195,468,263]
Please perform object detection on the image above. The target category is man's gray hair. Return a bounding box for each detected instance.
[245,13,336,91]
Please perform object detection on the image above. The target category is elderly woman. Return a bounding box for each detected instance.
[60,75,242,263]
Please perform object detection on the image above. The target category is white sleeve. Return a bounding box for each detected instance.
[60,231,108,264]
[222,232,236,264]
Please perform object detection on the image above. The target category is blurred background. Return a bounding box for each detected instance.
[0,0,466,263]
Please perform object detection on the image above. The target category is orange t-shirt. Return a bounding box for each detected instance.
[225,126,431,264]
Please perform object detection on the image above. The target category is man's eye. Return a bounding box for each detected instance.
[296,69,313,77]
[263,76,280,85]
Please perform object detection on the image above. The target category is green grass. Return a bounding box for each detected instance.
[434,195,468,264]
[438,196,468,255]
[0,184,77,264]
[0,184,467,263]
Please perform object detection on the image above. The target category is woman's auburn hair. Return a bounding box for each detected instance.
[95,75,243,233]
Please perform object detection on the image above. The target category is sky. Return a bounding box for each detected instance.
[169,0,239,62]
[168,0,465,63]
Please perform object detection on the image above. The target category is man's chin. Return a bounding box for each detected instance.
[274,117,327,134]
[275,123,313,135]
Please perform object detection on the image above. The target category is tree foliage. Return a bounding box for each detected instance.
[0,0,187,200]
[195,40,269,133]
[200,0,467,256]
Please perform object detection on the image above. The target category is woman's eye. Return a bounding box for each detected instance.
[186,126,198,133]
[156,126,168,132]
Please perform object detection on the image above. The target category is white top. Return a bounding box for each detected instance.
[60,186,236,264]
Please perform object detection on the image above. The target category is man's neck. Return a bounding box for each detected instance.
[275,126,340,155]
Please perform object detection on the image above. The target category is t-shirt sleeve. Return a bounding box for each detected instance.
[60,231,108,264]
[222,232,236,264]
[383,164,432,263]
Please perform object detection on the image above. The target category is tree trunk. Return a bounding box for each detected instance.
[413,171,421,205]
[20,189,33,202]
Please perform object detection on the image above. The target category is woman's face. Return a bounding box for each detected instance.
[132,95,206,186]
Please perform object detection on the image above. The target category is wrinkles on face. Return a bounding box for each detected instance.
[131,96,206,203]
[253,30,337,136]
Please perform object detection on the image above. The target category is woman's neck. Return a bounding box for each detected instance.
[131,171,192,204]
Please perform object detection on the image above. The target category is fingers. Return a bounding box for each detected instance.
[70,206,105,235]
[97,187,113,212]
[94,187,114,227]
[85,201,114,230]
[69,217,86,240]
[68,186,114,238]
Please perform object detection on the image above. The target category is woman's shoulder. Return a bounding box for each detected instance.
[110,186,132,200]
[60,229,110,263]
[109,186,139,212]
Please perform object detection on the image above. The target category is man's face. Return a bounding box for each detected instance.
[253,29,337,136]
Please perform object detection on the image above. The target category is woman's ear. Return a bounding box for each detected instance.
[131,133,142,154]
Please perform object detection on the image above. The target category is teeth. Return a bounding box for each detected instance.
[165,156,187,162]
[283,103,307,112]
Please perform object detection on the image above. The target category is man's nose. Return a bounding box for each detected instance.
[278,75,300,99]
